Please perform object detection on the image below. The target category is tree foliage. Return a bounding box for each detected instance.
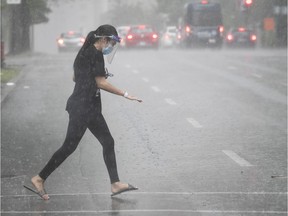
[29,0,51,24]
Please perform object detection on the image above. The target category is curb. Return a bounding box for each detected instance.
[1,66,26,104]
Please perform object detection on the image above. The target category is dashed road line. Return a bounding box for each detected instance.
[151,86,160,92]
[132,69,139,74]
[6,82,15,86]
[165,98,177,105]
[142,77,149,83]
[222,150,253,167]
[251,73,262,79]
[227,66,237,70]
[125,64,131,68]
[187,118,203,128]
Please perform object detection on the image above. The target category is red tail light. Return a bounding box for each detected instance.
[127,34,133,40]
[201,0,208,4]
[250,34,257,41]
[80,37,85,43]
[152,34,158,39]
[185,26,191,33]
[227,34,233,41]
[238,27,246,32]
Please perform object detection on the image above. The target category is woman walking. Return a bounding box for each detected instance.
[24,24,142,200]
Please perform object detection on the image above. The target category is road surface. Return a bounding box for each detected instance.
[1,48,287,215]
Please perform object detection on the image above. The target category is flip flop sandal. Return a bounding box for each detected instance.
[23,185,50,200]
[111,184,138,197]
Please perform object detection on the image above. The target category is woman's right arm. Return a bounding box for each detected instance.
[95,76,142,102]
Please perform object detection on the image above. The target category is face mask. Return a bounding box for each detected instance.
[102,44,114,55]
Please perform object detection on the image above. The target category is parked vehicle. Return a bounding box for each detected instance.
[161,26,178,48]
[225,27,257,48]
[178,0,224,48]
[57,31,85,52]
[125,25,159,49]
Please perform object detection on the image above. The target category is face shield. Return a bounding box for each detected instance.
[94,34,121,64]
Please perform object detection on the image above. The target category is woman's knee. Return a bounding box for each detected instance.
[102,136,115,151]
[61,139,79,156]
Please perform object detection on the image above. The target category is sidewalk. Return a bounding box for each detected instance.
[1,52,37,104]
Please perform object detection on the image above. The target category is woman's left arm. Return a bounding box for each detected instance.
[95,76,142,102]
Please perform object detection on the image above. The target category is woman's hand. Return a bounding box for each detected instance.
[124,91,142,102]
[126,95,142,103]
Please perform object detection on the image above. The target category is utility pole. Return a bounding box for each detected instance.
[240,0,253,27]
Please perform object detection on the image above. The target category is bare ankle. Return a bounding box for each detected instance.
[32,175,44,183]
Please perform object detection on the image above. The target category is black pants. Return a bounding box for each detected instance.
[39,112,120,184]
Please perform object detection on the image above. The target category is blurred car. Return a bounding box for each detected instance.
[116,26,131,48]
[225,27,257,48]
[57,31,85,52]
[161,26,178,48]
[125,25,159,49]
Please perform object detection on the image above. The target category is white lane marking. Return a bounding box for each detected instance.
[222,150,253,167]
[125,64,131,68]
[1,210,287,214]
[3,191,287,198]
[251,73,262,78]
[23,86,30,89]
[132,69,139,74]
[6,82,15,86]
[187,118,203,128]
[142,77,149,82]
[151,86,160,92]
[227,66,237,70]
[165,98,177,105]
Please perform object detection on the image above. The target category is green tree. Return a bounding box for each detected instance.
[1,0,51,54]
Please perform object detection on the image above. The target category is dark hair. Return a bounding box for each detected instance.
[80,24,118,52]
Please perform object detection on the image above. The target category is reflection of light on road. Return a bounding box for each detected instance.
[6,82,15,86]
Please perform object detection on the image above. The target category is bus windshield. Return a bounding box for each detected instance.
[186,3,222,27]
[192,11,222,26]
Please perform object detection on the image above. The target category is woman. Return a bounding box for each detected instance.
[24,24,142,200]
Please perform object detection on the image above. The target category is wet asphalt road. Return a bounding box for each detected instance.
[1,48,287,216]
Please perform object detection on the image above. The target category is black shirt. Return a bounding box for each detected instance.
[66,45,106,116]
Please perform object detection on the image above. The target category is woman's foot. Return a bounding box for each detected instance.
[31,175,50,200]
[111,182,138,196]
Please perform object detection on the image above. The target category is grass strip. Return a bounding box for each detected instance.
[0,67,20,83]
